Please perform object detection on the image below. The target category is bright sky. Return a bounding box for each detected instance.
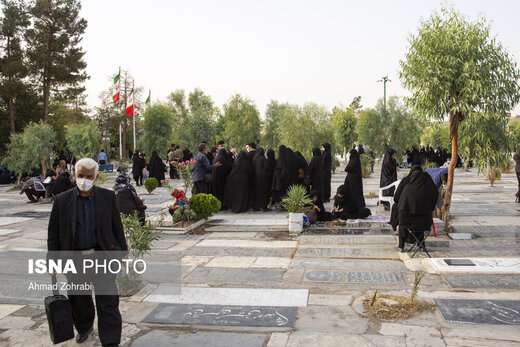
[81,0,520,117]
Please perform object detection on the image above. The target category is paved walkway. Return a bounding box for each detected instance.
[0,163,519,346]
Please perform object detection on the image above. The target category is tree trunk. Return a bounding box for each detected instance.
[43,80,51,122]
[443,112,461,223]
[40,153,47,176]
[9,96,15,134]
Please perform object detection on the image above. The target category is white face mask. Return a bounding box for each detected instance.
[76,177,94,192]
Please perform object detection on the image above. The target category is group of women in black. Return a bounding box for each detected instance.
[131,150,166,186]
[207,143,334,214]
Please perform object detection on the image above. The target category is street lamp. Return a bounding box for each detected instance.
[377,76,391,111]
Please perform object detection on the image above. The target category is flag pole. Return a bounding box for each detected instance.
[119,122,122,158]
[133,81,136,152]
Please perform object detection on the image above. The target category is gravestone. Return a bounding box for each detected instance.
[435,299,520,325]
[292,258,405,272]
[143,303,297,327]
[295,247,397,259]
[299,235,394,244]
[182,247,292,257]
[186,268,284,283]
[444,259,475,266]
[443,274,520,288]
[131,331,267,347]
[304,270,405,284]
[152,242,177,250]
[8,211,50,219]
[304,228,394,236]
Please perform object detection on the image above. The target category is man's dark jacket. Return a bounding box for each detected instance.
[48,186,128,252]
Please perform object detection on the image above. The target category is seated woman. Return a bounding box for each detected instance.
[113,173,147,224]
[389,165,423,231]
[331,185,371,221]
[307,190,331,223]
[396,170,438,252]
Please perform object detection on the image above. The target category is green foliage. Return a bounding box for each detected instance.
[411,270,426,303]
[22,120,56,174]
[278,103,335,160]
[65,120,101,160]
[331,106,357,155]
[2,132,33,181]
[120,212,161,259]
[509,121,520,153]
[357,97,421,156]
[400,6,520,122]
[116,268,143,297]
[142,103,173,158]
[262,100,291,149]
[189,193,221,220]
[331,155,340,173]
[421,125,450,149]
[281,185,312,213]
[222,94,261,149]
[144,177,158,194]
[172,204,197,224]
[487,167,501,187]
[422,160,438,170]
[370,290,378,307]
[360,154,372,178]
[94,171,107,186]
[25,0,88,121]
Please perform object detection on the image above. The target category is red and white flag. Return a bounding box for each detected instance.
[112,70,120,103]
[126,88,134,117]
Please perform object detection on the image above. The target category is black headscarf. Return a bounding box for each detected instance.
[380,148,397,196]
[224,151,252,213]
[149,151,166,182]
[343,149,365,207]
[266,149,276,161]
[212,148,233,207]
[389,165,423,230]
[399,171,438,215]
[295,151,309,175]
[113,173,137,195]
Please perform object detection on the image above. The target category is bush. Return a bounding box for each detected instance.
[281,185,312,213]
[190,193,221,219]
[94,171,108,186]
[421,160,438,170]
[331,156,340,174]
[144,177,158,194]
[487,167,501,187]
[360,154,372,178]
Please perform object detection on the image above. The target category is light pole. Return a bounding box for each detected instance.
[377,75,391,111]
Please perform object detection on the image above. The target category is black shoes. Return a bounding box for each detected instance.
[76,327,93,344]
[395,246,405,253]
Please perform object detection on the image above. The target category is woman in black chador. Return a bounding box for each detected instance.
[224,151,252,213]
[321,143,332,202]
[212,148,232,209]
[380,148,398,208]
[148,151,166,182]
[309,147,325,202]
[344,148,366,208]
[389,165,423,231]
[272,146,294,204]
[253,148,275,211]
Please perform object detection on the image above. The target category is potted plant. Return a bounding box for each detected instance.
[282,185,312,234]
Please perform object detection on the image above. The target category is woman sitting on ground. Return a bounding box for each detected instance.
[307,190,331,223]
[331,185,371,221]
[114,173,147,224]
[396,170,438,252]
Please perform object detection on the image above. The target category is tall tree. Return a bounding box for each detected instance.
[187,88,215,146]
[0,0,30,134]
[262,100,290,149]
[65,120,101,163]
[141,103,173,158]
[331,106,357,157]
[222,94,260,150]
[400,7,520,220]
[25,0,88,121]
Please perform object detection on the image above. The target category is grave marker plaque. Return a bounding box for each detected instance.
[304,270,405,284]
[435,299,520,325]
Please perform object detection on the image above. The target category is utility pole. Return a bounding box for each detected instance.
[377,75,391,111]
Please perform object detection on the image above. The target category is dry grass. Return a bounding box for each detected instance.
[362,294,435,321]
[365,192,378,198]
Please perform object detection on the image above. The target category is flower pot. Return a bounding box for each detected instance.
[288,212,304,234]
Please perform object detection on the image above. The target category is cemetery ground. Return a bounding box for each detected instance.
[0,164,519,346]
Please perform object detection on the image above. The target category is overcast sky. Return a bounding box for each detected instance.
[81,0,520,117]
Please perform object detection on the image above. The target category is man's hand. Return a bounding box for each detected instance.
[436,208,441,217]
[215,162,222,167]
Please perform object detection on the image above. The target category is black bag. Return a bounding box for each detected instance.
[44,275,74,344]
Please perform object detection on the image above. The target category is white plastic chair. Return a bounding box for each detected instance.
[378,180,401,213]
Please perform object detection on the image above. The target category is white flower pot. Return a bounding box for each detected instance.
[288,212,304,234]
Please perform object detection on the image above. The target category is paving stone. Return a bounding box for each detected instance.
[183,246,292,257]
[294,306,368,334]
[0,304,24,320]
[449,233,472,240]
[131,330,267,347]
[295,247,398,259]
[429,258,520,273]
[307,294,352,306]
[181,256,211,266]
[441,325,520,342]
[151,241,177,249]
[205,256,256,268]
[144,286,309,307]
[304,270,406,284]
[286,332,405,347]
[206,226,287,232]
[292,258,405,271]
[0,217,32,227]
[143,303,297,328]
[186,268,284,283]
[443,337,520,347]
[252,257,292,269]
[205,232,259,238]
[267,332,290,347]
[210,218,287,225]
[197,239,297,249]
[443,274,520,288]
[158,234,201,241]
[299,235,395,244]
[304,228,394,235]
[0,229,20,236]
[435,299,520,325]
[8,211,50,218]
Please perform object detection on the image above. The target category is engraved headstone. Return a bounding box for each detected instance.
[131,331,267,347]
[435,299,520,325]
[443,274,520,288]
[186,268,284,283]
[444,259,475,266]
[143,303,297,327]
[183,247,292,257]
[292,258,405,272]
[295,247,398,259]
[304,270,405,284]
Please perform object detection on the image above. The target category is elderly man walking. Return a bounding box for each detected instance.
[48,158,127,346]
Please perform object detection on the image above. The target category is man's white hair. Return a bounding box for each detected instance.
[75,158,99,177]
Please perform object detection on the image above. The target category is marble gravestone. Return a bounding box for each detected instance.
[435,299,520,325]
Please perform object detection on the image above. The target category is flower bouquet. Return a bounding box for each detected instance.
[175,159,196,195]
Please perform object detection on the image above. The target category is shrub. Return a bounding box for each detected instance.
[421,160,438,170]
[360,153,372,178]
[94,171,108,186]
[172,204,197,224]
[281,185,312,213]
[190,193,221,219]
[331,156,340,174]
[487,167,501,187]
[144,177,158,194]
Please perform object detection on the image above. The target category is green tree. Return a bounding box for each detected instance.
[25,0,88,121]
[19,120,56,174]
[65,120,101,163]
[400,7,520,218]
[0,0,30,134]
[141,103,173,158]
[262,100,290,149]
[331,106,357,157]
[2,132,33,182]
[509,120,520,153]
[222,94,261,149]
[186,88,215,146]
[421,124,450,149]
